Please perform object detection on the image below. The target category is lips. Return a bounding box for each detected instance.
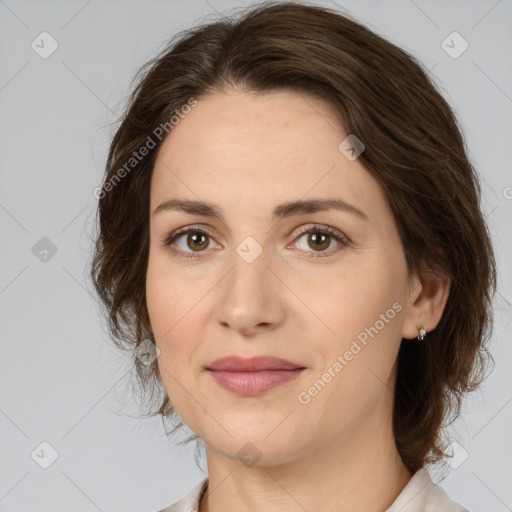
[205,356,306,396]
[206,355,305,372]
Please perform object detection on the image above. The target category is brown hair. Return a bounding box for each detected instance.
[89,1,497,473]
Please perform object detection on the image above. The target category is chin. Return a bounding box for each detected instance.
[224,440,303,468]
[204,427,308,467]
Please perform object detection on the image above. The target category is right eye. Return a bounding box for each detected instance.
[162,226,219,259]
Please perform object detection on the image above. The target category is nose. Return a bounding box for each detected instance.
[215,245,286,336]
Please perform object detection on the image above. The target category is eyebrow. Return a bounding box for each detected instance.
[153,197,368,222]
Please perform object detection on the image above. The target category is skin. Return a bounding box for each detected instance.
[146,89,451,512]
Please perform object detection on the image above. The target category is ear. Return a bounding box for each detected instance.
[401,270,451,340]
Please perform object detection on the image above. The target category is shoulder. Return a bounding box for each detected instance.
[386,468,469,512]
[155,478,208,512]
[425,479,469,512]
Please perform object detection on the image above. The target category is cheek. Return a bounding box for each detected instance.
[147,280,199,420]
[301,289,402,436]
[145,250,194,335]
[145,255,212,386]
[146,260,190,382]
[297,259,404,380]
[290,262,394,338]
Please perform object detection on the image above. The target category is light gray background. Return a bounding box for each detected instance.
[1,0,511,511]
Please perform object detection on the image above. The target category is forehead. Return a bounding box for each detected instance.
[150,90,384,222]
[155,90,343,165]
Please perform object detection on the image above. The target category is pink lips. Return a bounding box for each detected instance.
[206,356,305,396]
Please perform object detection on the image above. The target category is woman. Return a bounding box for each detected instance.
[90,2,496,511]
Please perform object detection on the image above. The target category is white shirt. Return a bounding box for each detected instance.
[157,467,469,511]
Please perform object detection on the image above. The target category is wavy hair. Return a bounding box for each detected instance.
[89,1,497,473]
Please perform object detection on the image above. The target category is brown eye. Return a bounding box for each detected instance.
[163,227,216,260]
[292,224,348,257]
[306,232,331,251]
[185,232,210,252]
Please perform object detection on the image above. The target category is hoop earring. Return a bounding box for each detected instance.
[417,327,427,341]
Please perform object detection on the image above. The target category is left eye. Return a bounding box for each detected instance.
[163,224,348,259]
[292,227,346,256]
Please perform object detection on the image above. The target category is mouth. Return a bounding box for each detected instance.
[205,355,306,396]
[206,368,305,396]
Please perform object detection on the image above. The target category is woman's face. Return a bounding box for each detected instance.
[146,89,419,465]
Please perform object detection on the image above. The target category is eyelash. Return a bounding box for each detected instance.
[162,224,349,260]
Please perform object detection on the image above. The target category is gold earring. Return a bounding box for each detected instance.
[417,327,427,341]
